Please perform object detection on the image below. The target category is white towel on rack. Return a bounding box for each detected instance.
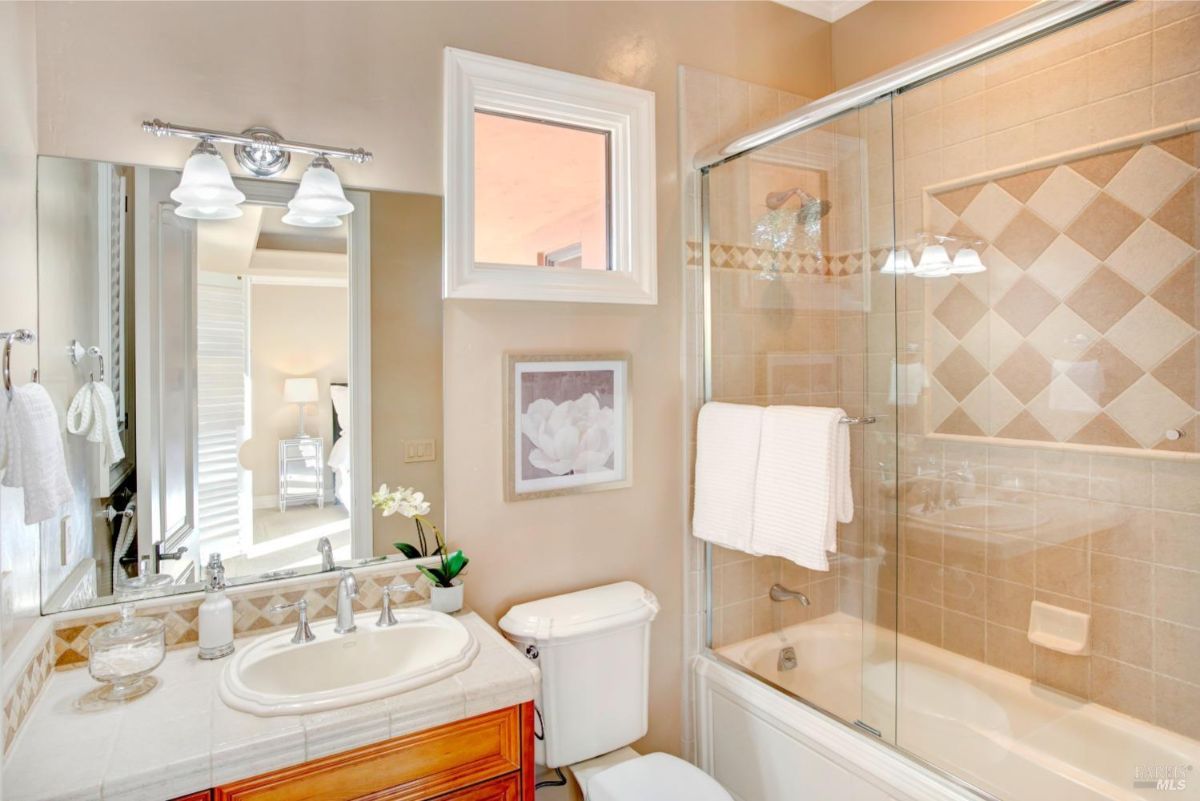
[0,383,73,524]
[66,381,124,465]
[692,402,764,555]
[750,405,852,572]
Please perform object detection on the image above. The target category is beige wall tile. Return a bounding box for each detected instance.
[1035,648,1090,698]
[987,577,1034,629]
[1155,674,1200,739]
[1088,33,1153,102]
[1091,553,1153,614]
[1155,565,1200,627]
[1036,544,1091,600]
[987,623,1035,677]
[1154,619,1200,683]
[944,610,986,661]
[1091,605,1154,668]
[1154,510,1200,571]
[1091,656,1154,719]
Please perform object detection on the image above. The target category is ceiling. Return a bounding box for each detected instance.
[772,0,871,23]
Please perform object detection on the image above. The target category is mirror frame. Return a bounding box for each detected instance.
[442,47,657,305]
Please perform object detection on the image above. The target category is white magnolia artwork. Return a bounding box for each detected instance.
[504,353,631,500]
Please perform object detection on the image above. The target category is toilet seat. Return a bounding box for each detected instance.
[588,752,733,801]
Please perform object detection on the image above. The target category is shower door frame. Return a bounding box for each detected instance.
[695,2,1130,799]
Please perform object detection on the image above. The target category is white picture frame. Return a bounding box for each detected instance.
[443,48,657,305]
[504,353,632,501]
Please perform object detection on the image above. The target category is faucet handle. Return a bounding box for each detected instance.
[376,583,413,628]
[270,599,315,644]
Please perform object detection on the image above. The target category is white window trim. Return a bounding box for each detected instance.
[443,47,657,305]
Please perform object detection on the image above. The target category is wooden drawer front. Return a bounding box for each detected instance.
[172,793,213,801]
[215,706,521,801]
[429,774,519,801]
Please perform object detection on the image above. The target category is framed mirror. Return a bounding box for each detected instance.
[36,157,441,612]
[442,48,657,305]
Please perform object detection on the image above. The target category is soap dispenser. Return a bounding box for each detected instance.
[199,553,234,660]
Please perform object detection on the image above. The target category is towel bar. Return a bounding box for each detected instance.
[2,329,37,399]
[839,416,876,425]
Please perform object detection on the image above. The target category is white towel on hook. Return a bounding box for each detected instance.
[751,405,852,572]
[66,381,124,465]
[692,402,764,555]
[1,383,73,524]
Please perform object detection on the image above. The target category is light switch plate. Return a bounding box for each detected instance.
[404,439,437,463]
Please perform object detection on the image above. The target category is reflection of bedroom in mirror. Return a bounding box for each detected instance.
[34,156,433,613]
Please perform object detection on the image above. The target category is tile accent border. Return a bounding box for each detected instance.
[2,633,53,756]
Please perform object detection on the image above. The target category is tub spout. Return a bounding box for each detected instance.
[769,583,810,606]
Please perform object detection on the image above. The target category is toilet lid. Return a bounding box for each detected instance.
[588,753,732,801]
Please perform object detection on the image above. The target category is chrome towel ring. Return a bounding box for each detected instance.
[2,329,37,399]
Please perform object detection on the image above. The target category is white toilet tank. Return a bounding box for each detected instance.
[499,582,659,769]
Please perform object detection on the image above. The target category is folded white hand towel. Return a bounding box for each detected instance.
[751,406,852,572]
[692,402,764,555]
[66,382,124,465]
[1,383,74,524]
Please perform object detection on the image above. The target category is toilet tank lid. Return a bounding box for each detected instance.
[499,581,659,642]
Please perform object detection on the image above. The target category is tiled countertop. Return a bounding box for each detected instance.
[5,611,538,801]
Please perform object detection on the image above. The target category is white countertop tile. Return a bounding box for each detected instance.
[5,611,536,801]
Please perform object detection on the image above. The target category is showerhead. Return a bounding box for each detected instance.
[765,186,832,222]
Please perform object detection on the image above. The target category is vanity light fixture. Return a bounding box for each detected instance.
[914,244,953,278]
[880,247,915,275]
[170,140,246,220]
[142,119,371,225]
[950,247,987,274]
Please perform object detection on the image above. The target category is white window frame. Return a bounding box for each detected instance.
[443,47,657,305]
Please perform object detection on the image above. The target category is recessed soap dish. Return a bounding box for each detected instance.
[1028,601,1090,655]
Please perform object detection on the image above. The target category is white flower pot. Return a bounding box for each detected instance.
[429,579,464,613]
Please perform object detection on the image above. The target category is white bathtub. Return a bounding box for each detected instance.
[712,612,1199,801]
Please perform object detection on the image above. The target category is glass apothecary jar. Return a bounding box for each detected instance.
[87,603,165,702]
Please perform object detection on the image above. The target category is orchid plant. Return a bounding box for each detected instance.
[371,484,469,589]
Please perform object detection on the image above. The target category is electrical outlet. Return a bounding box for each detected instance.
[403,439,437,463]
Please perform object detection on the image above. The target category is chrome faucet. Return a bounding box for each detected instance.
[376,582,413,627]
[317,536,335,572]
[334,570,358,634]
[769,583,810,606]
[270,598,315,644]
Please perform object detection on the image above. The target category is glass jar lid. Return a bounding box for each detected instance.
[91,603,165,650]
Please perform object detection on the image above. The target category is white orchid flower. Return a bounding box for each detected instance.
[371,484,431,518]
[521,392,616,476]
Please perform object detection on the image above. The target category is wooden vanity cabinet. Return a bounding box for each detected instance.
[211,702,535,801]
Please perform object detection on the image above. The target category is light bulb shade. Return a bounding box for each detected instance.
[881,248,915,274]
[283,377,319,404]
[170,143,245,212]
[951,247,986,274]
[174,204,243,221]
[915,244,953,277]
[288,156,354,218]
[281,210,343,229]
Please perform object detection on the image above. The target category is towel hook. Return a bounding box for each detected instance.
[86,346,104,383]
[2,329,37,399]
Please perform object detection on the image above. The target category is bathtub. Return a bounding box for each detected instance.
[706,612,1198,801]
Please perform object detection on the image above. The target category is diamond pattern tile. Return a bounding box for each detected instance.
[1070,339,1142,406]
[1025,235,1098,299]
[1067,145,1137,187]
[1106,374,1196,447]
[959,182,1023,240]
[1106,297,1194,369]
[1027,376,1101,440]
[1107,220,1193,293]
[1152,175,1198,248]
[936,408,985,436]
[961,376,1023,435]
[1027,306,1099,362]
[1070,414,1139,448]
[1152,336,1198,407]
[993,209,1059,268]
[1066,193,1143,260]
[1157,132,1200,169]
[1105,145,1194,216]
[995,275,1059,335]
[934,283,988,339]
[994,342,1054,403]
[997,166,1054,203]
[934,346,988,401]
[1066,266,1143,333]
[997,410,1054,442]
[1152,256,1198,327]
[1027,165,1099,230]
[934,182,985,216]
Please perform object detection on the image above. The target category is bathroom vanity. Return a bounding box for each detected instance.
[4,612,539,801]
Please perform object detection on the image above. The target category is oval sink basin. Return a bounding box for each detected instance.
[906,499,1046,534]
[219,608,478,716]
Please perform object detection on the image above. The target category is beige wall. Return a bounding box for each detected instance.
[370,193,445,554]
[29,0,833,758]
[832,0,1032,89]
[0,1,41,659]
[247,282,349,500]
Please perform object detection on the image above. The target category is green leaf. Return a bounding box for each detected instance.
[446,550,466,577]
[393,542,422,560]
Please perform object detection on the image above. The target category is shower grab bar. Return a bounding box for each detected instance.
[840,415,876,425]
[2,329,37,399]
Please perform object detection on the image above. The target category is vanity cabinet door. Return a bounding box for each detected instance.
[171,793,213,801]
[427,774,519,801]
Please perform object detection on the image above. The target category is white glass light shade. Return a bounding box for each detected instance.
[286,156,353,221]
[915,244,953,278]
[880,248,915,274]
[951,247,986,274]
[170,142,245,220]
[280,210,343,229]
[283,377,319,404]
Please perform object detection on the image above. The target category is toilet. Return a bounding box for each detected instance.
[499,582,732,801]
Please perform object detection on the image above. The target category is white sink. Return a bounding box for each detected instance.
[219,608,478,716]
[906,499,1047,535]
